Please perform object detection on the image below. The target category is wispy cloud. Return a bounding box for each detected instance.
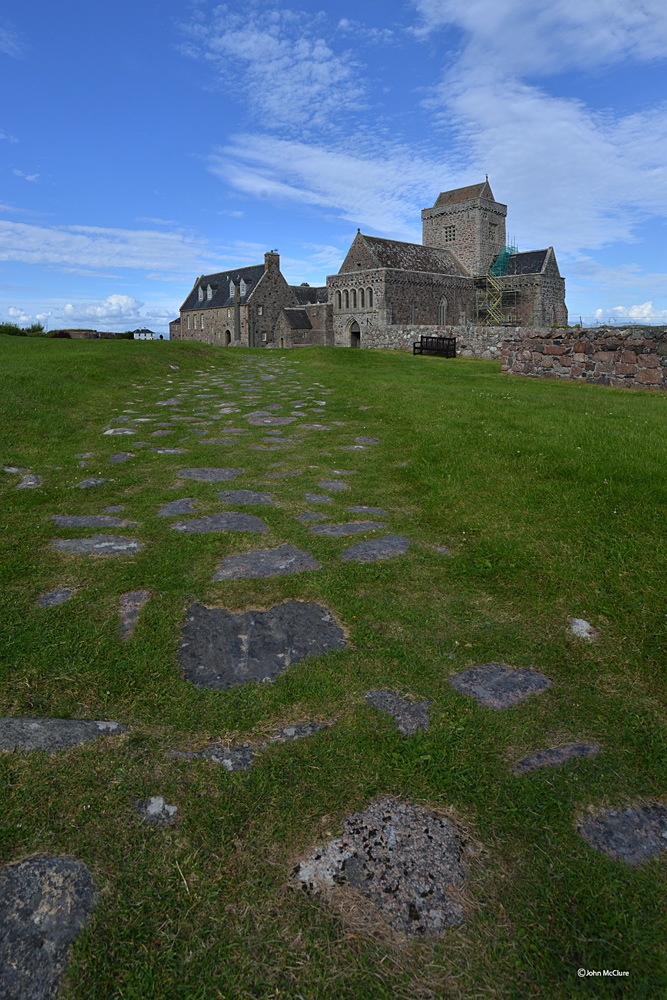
[13,169,39,183]
[61,294,176,329]
[0,129,18,143]
[0,21,24,59]
[181,3,364,132]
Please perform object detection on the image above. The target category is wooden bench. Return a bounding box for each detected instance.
[413,335,456,357]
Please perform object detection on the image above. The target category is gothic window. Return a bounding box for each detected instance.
[187,314,191,329]
[359,288,365,308]
[201,315,204,332]
[437,296,448,325]
[335,290,341,309]
[367,287,373,307]
[344,290,349,309]
[351,289,357,308]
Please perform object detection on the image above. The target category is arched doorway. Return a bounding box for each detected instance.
[350,321,360,348]
[224,330,231,345]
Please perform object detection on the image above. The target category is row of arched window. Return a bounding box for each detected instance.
[335,287,374,310]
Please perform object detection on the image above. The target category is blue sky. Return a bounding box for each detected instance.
[1,0,666,334]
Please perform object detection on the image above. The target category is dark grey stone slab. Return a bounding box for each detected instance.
[217,490,275,505]
[5,465,30,472]
[74,453,93,460]
[266,469,302,478]
[119,590,150,641]
[171,743,254,772]
[0,718,126,752]
[16,474,41,489]
[178,467,245,482]
[51,535,144,556]
[512,742,601,775]
[50,514,137,528]
[365,690,431,735]
[200,438,235,445]
[341,535,410,562]
[103,505,124,513]
[300,423,330,430]
[298,512,325,521]
[156,397,183,406]
[448,663,552,709]
[180,601,346,689]
[356,436,380,444]
[318,479,349,492]
[135,796,178,826]
[172,513,269,534]
[103,427,135,435]
[73,478,109,489]
[153,447,185,454]
[109,452,134,464]
[151,429,173,437]
[157,497,196,517]
[38,587,75,608]
[578,804,667,865]
[311,521,386,537]
[247,415,296,426]
[347,505,386,516]
[212,543,321,580]
[0,855,97,1000]
[294,797,465,936]
[303,493,332,503]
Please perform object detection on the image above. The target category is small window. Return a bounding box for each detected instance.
[335,290,341,309]
[257,305,263,316]
[359,288,365,308]
[198,286,204,302]
[351,289,357,308]
[442,225,456,243]
[344,290,349,309]
[187,314,191,329]
[437,297,448,325]
[200,315,204,332]
[367,287,373,307]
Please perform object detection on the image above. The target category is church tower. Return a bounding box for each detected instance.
[421,179,507,276]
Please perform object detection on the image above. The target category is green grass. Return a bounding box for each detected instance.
[1,334,666,998]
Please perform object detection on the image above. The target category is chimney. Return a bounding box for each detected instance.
[264,251,280,272]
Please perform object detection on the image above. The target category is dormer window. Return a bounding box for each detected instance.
[239,278,246,297]
[229,280,235,298]
[206,284,213,301]
[198,286,204,302]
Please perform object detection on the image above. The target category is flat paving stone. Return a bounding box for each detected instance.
[298,512,325,521]
[109,452,134,464]
[180,600,346,689]
[178,467,245,482]
[247,415,296,426]
[577,803,667,865]
[347,505,386,516]
[365,690,431,735]
[0,718,126,752]
[135,796,178,827]
[103,505,124,513]
[217,490,275,505]
[37,587,75,608]
[569,617,600,641]
[153,447,185,454]
[212,543,321,580]
[200,438,235,445]
[355,436,380,444]
[311,521,387,537]
[73,478,109,489]
[103,427,136,435]
[318,479,349,492]
[341,534,410,562]
[171,723,326,772]
[266,469,302,478]
[157,497,196,516]
[172,513,269,534]
[0,855,97,1000]
[51,535,144,557]
[448,663,552,709]
[51,514,137,528]
[512,742,600,775]
[156,397,183,406]
[294,797,466,936]
[119,589,150,641]
[151,429,173,437]
[339,445,366,451]
[16,474,41,489]
[303,493,332,503]
[5,465,30,472]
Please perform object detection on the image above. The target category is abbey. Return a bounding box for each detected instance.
[169,180,567,348]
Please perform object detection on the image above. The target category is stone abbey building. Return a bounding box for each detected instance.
[169,180,567,349]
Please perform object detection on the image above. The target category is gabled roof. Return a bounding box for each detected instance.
[355,235,467,275]
[180,264,265,311]
[434,180,494,207]
[291,285,328,304]
[282,308,312,330]
[505,250,548,275]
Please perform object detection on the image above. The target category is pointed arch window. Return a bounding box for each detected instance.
[351,289,357,308]
[344,289,349,309]
[367,287,373,307]
[359,288,365,308]
[437,296,448,325]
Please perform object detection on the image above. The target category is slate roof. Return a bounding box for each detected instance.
[180,265,265,311]
[360,235,466,275]
[282,308,312,330]
[291,285,328,304]
[505,250,548,275]
[434,181,494,207]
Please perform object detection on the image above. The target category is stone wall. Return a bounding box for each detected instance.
[355,323,524,357]
[502,327,667,390]
[421,195,507,276]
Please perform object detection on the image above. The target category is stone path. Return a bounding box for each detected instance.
[340,535,409,563]
[448,663,552,709]
[365,690,431,735]
[0,718,126,752]
[51,535,144,556]
[119,590,150,641]
[171,513,269,534]
[212,543,320,580]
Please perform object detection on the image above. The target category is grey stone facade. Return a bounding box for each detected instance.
[170,180,567,350]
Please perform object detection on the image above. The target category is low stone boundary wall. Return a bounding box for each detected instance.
[501,327,667,390]
[361,324,528,358]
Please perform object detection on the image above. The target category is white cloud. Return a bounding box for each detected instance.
[0,219,221,276]
[0,129,18,143]
[411,0,667,73]
[61,295,175,330]
[5,305,53,325]
[13,169,39,182]
[596,301,667,323]
[181,4,364,131]
[0,22,24,59]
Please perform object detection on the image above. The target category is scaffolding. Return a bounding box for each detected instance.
[476,244,519,325]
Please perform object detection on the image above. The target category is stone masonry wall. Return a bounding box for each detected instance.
[502,327,667,390]
[358,323,524,357]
